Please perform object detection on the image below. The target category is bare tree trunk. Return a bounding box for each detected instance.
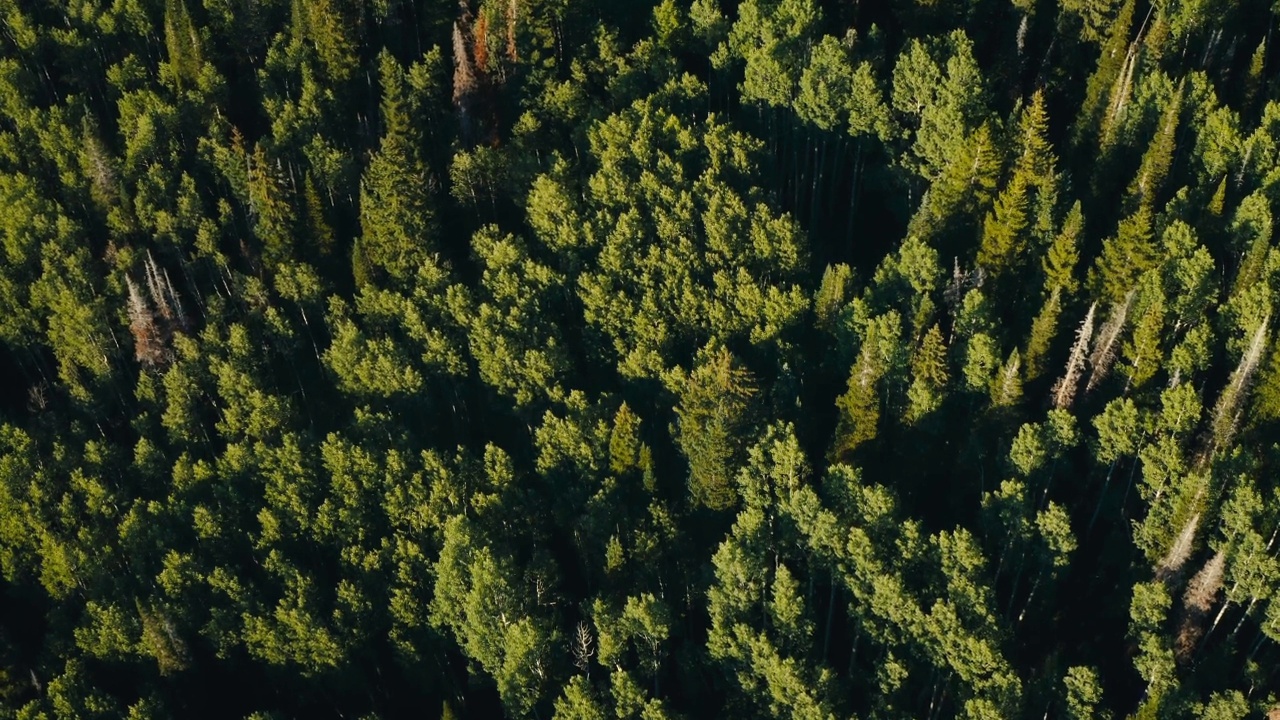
[1053,303,1097,409]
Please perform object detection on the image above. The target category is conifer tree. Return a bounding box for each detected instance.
[1091,206,1156,303]
[1024,288,1061,381]
[815,264,853,330]
[906,324,949,423]
[1120,284,1166,390]
[298,0,357,82]
[1061,0,1123,43]
[1043,202,1083,295]
[356,51,435,286]
[1016,90,1055,183]
[1074,0,1136,146]
[833,312,903,459]
[675,345,757,510]
[977,172,1030,277]
[990,349,1024,407]
[164,0,204,91]
[1127,82,1184,209]
[247,144,296,269]
[1244,40,1266,113]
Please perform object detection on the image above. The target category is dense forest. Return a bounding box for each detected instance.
[5,0,1280,717]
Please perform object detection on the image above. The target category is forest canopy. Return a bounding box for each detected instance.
[2,0,1280,718]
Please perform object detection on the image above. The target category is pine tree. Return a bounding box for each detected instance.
[1127,82,1183,209]
[357,52,435,285]
[1043,202,1083,295]
[990,349,1023,407]
[675,345,757,511]
[977,172,1030,277]
[1074,0,1136,147]
[1091,205,1156,303]
[1024,288,1061,381]
[164,0,204,91]
[906,324,949,423]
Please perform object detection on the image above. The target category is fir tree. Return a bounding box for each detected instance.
[1127,82,1184,210]
[1074,0,1136,146]
[978,172,1030,277]
[1024,288,1062,381]
[675,345,757,511]
[164,0,204,90]
[1091,205,1156,303]
[906,324,949,423]
[1120,286,1166,390]
[1043,202,1083,295]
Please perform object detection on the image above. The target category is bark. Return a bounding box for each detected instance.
[1052,303,1097,408]
[1086,292,1133,393]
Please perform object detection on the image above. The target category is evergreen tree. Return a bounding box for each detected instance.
[1024,289,1062,381]
[2,3,1280,718]
[1044,202,1083,295]
[163,0,205,91]
[1091,205,1156,303]
[906,323,949,423]
[1126,82,1184,209]
[675,344,757,511]
[978,172,1031,278]
[356,51,435,286]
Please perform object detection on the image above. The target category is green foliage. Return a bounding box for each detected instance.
[1074,0,1137,144]
[457,226,570,407]
[833,311,902,459]
[891,30,990,181]
[356,52,436,286]
[723,0,821,108]
[163,0,204,91]
[1024,289,1062,381]
[814,263,853,330]
[1,3,1279,719]
[907,324,949,423]
[532,79,809,380]
[675,344,758,510]
[1063,666,1108,720]
[1043,202,1083,296]
[1091,205,1157,303]
[978,172,1030,277]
